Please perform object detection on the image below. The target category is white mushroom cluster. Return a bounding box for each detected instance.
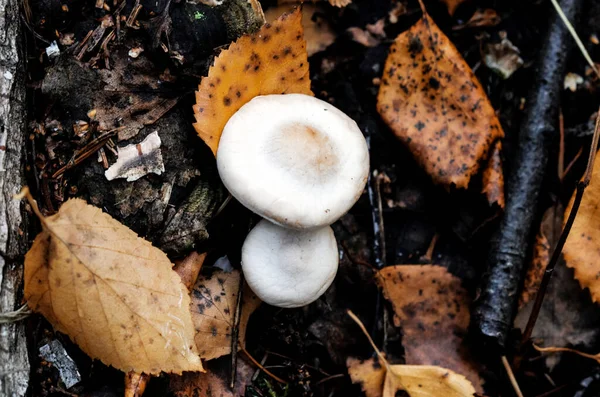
[217,94,369,308]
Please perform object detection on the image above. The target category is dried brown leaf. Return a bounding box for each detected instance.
[174,251,207,292]
[124,371,150,397]
[191,269,261,360]
[564,158,600,302]
[170,356,254,397]
[482,140,505,208]
[347,356,387,397]
[519,233,550,308]
[348,356,476,397]
[265,5,336,56]
[377,13,504,189]
[24,198,203,374]
[377,265,483,392]
[193,7,312,155]
[441,0,468,16]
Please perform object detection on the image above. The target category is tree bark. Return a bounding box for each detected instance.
[0,0,30,394]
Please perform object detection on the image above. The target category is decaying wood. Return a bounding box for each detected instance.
[0,0,30,394]
[472,0,583,351]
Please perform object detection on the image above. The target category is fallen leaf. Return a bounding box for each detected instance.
[193,7,312,155]
[377,265,483,392]
[124,371,150,397]
[515,202,600,370]
[24,193,203,374]
[440,0,468,16]
[170,355,254,397]
[96,48,180,141]
[347,27,382,48]
[519,233,550,308]
[265,5,336,56]
[347,357,387,397]
[347,311,476,397]
[174,251,207,292]
[564,158,600,302]
[483,36,524,79]
[377,12,504,189]
[191,269,261,360]
[104,131,165,182]
[348,356,476,397]
[482,140,505,208]
[453,9,501,30]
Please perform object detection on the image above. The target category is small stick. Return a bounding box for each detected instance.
[501,356,524,397]
[522,108,600,344]
[471,0,583,350]
[240,347,287,384]
[230,272,244,389]
[52,128,122,178]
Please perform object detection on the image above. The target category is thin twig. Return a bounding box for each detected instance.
[550,0,600,78]
[52,128,122,178]
[522,108,600,344]
[230,272,244,389]
[501,356,524,397]
[315,374,345,386]
[240,347,287,384]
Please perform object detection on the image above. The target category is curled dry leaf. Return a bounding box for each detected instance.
[170,356,254,397]
[519,233,550,308]
[24,194,203,375]
[483,37,524,80]
[124,371,150,397]
[482,140,505,208]
[564,158,600,302]
[441,0,468,16]
[377,265,483,392]
[347,356,476,397]
[173,251,207,292]
[265,5,336,56]
[193,7,312,155]
[191,269,261,360]
[377,13,504,190]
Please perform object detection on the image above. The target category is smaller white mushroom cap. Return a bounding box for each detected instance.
[242,219,338,308]
[217,94,369,230]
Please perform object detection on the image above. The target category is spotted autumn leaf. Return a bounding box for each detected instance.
[193,7,312,155]
[348,356,476,397]
[23,194,203,375]
[191,269,261,360]
[564,158,600,302]
[377,12,504,192]
[377,265,483,393]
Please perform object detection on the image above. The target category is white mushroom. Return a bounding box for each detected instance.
[217,94,369,230]
[242,219,338,308]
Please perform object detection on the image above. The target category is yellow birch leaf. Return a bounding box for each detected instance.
[193,7,312,155]
[377,13,504,189]
[191,269,261,360]
[24,198,203,375]
[564,158,600,302]
[347,356,476,397]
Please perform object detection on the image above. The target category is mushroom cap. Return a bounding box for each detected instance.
[217,94,369,230]
[241,219,338,308]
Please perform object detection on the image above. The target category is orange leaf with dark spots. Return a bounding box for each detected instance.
[377,13,504,190]
[482,140,505,208]
[193,7,312,155]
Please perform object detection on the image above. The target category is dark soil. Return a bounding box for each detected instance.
[21,0,600,396]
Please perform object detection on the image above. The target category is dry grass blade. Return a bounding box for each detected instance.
[534,344,600,364]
